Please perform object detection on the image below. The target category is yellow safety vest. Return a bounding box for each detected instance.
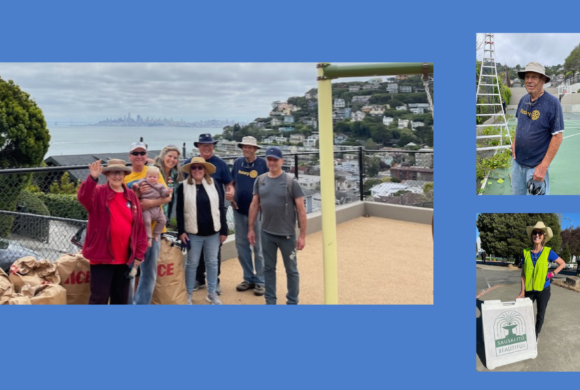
[523,247,550,292]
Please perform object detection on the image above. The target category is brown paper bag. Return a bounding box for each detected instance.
[151,237,187,305]
[23,284,67,305]
[5,294,32,305]
[9,256,61,292]
[56,252,91,304]
[0,267,14,302]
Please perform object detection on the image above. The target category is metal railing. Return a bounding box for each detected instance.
[0,148,433,264]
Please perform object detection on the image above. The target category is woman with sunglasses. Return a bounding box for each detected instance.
[154,144,184,222]
[516,221,566,341]
[176,157,228,305]
[77,159,148,304]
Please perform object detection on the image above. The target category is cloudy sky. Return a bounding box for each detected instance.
[476,33,580,69]
[0,63,384,124]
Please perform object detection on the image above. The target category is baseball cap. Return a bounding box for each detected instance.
[265,147,283,160]
[130,141,148,152]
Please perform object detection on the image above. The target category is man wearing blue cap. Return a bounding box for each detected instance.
[248,146,307,304]
[511,62,564,195]
[182,133,233,293]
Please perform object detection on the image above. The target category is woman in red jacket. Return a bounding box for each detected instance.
[77,159,148,304]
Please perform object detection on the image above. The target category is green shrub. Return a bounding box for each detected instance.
[18,189,50,216]
[36,193,88,220]
[14,189,50,241]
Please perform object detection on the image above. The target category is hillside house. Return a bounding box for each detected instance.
[412,120,425,129]
[400,86,413,93]
[398,119,410,129]
[351,111,366,122]
[334,98,346,108]
[383,116,394,126]
[387,84,398,93]
[396,106,407,111]
[290,134,305,143]
[351,96,372,104]
[349,85,361,92]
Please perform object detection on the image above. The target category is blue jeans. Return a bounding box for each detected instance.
[130,238,160,304]
[511,159,550,195]
[234,210,264,286]
[185,233,220,294]
[261,231,299,305]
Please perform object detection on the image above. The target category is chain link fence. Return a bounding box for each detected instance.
[0,148,433,270]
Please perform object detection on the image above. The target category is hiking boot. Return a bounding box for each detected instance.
[216,284,222,295]
[254,284,265,296]
[193,280,206,291]
[236,281,255,292]
[206,292,222,305]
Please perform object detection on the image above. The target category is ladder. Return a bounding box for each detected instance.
[476,33,511,151]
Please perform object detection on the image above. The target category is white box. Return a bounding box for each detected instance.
[481,298,538,370]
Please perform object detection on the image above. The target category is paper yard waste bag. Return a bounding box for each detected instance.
[56,252,91,304]
[151,237,187,305]
[482,298,538,370]
[0,267,14,303]
[22,284,67,305]
[9,256,61,292]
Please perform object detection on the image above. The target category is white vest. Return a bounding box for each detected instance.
[183,178,221,234]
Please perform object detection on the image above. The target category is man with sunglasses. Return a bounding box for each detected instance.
[182,134,234,293]
[124,141,170,304]
[230,136,268,296]
[511,62,564,195]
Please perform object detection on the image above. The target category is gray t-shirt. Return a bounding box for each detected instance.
[253,173,304,236]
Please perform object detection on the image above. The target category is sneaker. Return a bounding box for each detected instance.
[206,292,222,305]
[187,293,193,305]
[236,281,255,292]
[216,284,222,295]
[193,281,206,291]
[254,284,265,296]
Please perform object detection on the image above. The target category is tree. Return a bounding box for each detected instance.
[364,155,381,178]
[476,214,562,266]
[0,76,50,236]
[561,244,572,264]
[564,43,580,74]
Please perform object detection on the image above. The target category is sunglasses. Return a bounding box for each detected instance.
[532,231,544,236]
[191,165,204,171]
[131,151,147,156]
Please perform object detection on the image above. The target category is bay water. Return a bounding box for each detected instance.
[45,125,224,158]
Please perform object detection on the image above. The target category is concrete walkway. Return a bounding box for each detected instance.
[476,276,580,371]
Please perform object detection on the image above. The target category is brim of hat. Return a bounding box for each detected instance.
[102,166,132,174]
[194,141,218,147]
[526,226,553,243]
[265,155,282,160]
[517,71,550,84]
[180,161,216,175]
[237,143,261,149]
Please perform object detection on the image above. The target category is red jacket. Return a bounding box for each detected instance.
[77,176,148,265]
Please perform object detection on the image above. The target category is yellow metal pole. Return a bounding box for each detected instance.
[317,63,339,304]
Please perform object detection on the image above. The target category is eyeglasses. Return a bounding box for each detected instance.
[191,165,204,171]
[532,231,544,236]
[131,151,146,156]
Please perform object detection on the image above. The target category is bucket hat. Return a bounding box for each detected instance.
[102,159,132,175]
[518,62,551,83]
[180,157,216,175]
[194,133,219,148]
[237,136,261,149]
[526,221,553,244]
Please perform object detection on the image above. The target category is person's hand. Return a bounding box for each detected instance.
[220,235,227,244]
[248,230,256,246]
[547,272,555,279]
[516,291,525,299]
[225,188,235,202]
[129,259,143,278]
[533,164,547,182]
[511,142,516,160]
[140,182,152,194]
[131,183,139,191]
[179,233,189,244]
[231,200,239,210]
[167,188,174,196]
[296,236,306,251]
[140,198,155,210]
[89,160,102,179]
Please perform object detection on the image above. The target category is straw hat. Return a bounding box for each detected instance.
[102,159,131,175]
[526,221,553,243]
[180,157,216,175]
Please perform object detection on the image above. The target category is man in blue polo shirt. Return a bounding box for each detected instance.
[511,62,564,195]
[182,133,234,293]
[231,136,268,296]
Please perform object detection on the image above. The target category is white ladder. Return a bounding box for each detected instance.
[476,33,511,151]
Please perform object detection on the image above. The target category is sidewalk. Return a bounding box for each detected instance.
[476,281,580,371]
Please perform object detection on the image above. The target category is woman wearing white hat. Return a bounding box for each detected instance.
[77,159,149,304]
[176,157,228,305]
[516,221,566,340]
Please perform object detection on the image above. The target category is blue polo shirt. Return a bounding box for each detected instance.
[231,156,268,215]
[520,249,559,288]
[514,92,564,168]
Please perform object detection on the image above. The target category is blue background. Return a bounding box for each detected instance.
[3,0,580,387]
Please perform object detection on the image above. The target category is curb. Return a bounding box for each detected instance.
[476,284,510,299]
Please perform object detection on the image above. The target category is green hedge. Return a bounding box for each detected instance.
[14,189,50,241]
[36,193,88,220]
